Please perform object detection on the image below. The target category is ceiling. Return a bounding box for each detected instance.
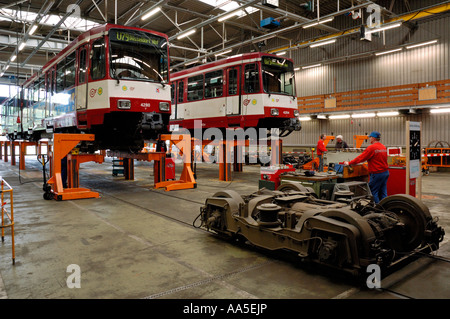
[0,0,447,82]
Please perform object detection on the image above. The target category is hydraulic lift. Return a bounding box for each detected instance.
[44,134,104,201]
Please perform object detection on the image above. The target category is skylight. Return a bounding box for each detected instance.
[197,0,259,18]
[0,8,99,32]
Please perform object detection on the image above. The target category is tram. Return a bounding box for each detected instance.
[1,24,171,151]
[169,52,301,137]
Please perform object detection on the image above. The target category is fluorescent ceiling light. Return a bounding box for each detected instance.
[310,39,336,48]
[299,116,311,121]
[29,24,38,35]
[177,29,196,40]
[365,22,402,34]
[18,42,26,51]
[215,49,232,56]
[302,64,321,69]
[218,12,237,22]
[328,114,350,119]
[377,111,399,117]
[406,39,438,49]
[141,7,161,20]
[430,108,450,114]
[276,51,286,56]
[11,55,17,62]
[303,17,334,29]
[351,113,376,118]
[317,114,327,119]
[185,60,199,66]
[4,65,9,71]
[375,48,402,56]
[294,67,300,71]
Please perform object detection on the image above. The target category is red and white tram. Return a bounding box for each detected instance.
[169,52,301,137]
[2,24,171,151]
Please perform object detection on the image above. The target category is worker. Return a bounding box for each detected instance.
[344,131,389,204]
[335,135,349,149]
[316,133,328,172]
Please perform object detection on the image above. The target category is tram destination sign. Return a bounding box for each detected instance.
[109,29,162,47]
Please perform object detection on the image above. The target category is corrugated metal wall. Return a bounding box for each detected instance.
[283,113,450,148]
[289,14,450,96]
[277,12,450,148]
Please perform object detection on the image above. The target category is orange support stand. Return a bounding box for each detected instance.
[156,134,196,191]
[354,135,369,148]
[106,151,166,184]
[18,141,39,170]
[46,133,103,201]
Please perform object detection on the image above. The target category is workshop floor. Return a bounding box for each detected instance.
[0,156,449,303]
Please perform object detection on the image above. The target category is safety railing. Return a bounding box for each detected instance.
[297,79,450,114]
[1,178,15,265]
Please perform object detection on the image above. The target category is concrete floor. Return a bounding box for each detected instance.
[0,155,449,301]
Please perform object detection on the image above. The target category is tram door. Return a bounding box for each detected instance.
[226,66,241,115]
[76,44,89,110]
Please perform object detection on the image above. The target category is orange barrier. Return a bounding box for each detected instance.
[1,178,15,264]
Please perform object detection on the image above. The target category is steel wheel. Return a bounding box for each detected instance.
[378,194,431,251]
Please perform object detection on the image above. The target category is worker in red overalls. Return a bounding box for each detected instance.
[316,133,328,172]
[344,131,389,203]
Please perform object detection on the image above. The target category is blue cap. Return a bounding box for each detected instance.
[369,131,381,139]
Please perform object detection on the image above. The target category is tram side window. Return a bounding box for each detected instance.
[244,63,259,94]
[178,81,184,103]
[228,69,238,95]
[204,70,223,98]
[65,52,76,88]
[78,49,87,84]
[56,62,64,93]
[171,83,175,105]
[187,75,204,101]
[91,38,106,80]
[38,76,45,102]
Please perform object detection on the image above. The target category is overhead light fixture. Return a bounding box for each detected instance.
[18,42,26,51]
[406,39,438,49]
[375,48,402,56]
[177,29,196,40]
[29,24,38,35]
[303,17,334,29]
[141,7,161,20]
[11,55,17,62]
[185,60,199,66]
[365,22,402,34]
[276,51,286,56]
[377,111,399,117]
[299,116,311,121]
[317,114,327,119]
[430,108,450,114]
[351,113,376,118]
[294,67,300,71]
[215,49,232,56]
[310,39,336,48]
[218,12,237,22]
[328,114,350,119]
[4,65,9,71]
[302,64,321,69]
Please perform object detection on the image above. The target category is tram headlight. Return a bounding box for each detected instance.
[294,110,300,117]
[159,102,170,112]
[118,99,131,109]
[271,108,279,116]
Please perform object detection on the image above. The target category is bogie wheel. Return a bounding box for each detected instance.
[378,194,431,251]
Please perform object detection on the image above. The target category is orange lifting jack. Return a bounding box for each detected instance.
[155,134,196,191]
[45,134,104,201]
